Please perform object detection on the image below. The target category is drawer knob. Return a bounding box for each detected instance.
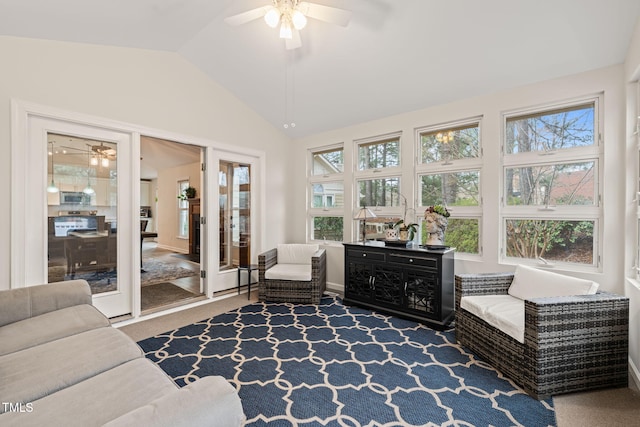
[409,259,414,263]
[362,253,366,257]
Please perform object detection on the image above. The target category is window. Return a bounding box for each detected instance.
[309,144,345,242]
[177,180,190,238]
[502,98,601,268]
[354,132,404,242]
[358,135,400,171]
[416,120,482,254]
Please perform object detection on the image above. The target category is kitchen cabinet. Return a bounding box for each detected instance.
[343,242,455,329]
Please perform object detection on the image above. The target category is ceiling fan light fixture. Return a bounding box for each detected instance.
[264,8,280,28]
[292,10,307,30]
[101,157,109,168]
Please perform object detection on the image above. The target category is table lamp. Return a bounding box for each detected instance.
[354,206,376,244]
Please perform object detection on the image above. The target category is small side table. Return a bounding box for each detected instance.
[237,264,258,300]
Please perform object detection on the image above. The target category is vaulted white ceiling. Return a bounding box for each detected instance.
[2,0,639,139]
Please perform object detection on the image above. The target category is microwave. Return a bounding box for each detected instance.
[60,191,91,205]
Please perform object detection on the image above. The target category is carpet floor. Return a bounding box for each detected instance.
[138,295,555,426]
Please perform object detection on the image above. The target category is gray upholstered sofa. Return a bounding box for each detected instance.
[0,280,245,426]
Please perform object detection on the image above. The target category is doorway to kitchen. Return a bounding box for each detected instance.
[139,136,206,314]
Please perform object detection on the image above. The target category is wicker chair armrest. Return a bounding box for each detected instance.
[258,248,278,279]
[524,291,629,345]
[311,248,326,281]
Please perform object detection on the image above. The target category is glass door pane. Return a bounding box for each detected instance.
[219,161,251,270]
[47,133,118,295]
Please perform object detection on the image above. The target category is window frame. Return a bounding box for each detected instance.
[500,95,602,271]
[415,118,483,256]
[177,179,190,239]
[308,143,345,243]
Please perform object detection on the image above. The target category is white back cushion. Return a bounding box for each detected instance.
[508,264,599,300]
[277,244,319,265]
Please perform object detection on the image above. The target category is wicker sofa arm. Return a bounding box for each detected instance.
[524,291,629,345]
[455,273,514,310]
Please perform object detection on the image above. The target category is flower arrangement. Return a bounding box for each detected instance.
[426,204,450,218]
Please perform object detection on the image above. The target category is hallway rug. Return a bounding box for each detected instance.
[71,259,198,294]
[138,295,556,426]
[141,282,202,311]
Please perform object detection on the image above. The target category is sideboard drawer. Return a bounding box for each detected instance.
[388,253,437,269]
[347,249,386,262]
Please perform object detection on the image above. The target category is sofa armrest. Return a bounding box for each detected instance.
[0,280,92,327]
[259,248,278,281]
[524,291,629,346]
[102,376,245,427]
[455,273,514,310]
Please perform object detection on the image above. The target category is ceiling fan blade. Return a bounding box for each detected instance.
[286,29,302,50]
[224,6,271,26]
[297,2,352,27]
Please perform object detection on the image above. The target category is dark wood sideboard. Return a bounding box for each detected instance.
[343,242,455,329]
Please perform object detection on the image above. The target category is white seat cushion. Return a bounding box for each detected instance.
[277,244,319,265]
[508,264,599,300]
[265,264,312,281]
[461,295,525,343]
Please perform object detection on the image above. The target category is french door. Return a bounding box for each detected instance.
[12,108,136,318]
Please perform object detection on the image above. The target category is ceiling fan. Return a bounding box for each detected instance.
[59,142,117,167]
[225,0,352,50]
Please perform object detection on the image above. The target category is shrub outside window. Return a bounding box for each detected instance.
[312,216,344,242]
[502,98,601,268]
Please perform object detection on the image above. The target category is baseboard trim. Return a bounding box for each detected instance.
[326,282,344,295]
[629,357,640,391]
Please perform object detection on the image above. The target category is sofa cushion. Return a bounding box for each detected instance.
[277,244,319,265]
[0,304,110,356]
[0,280,92,328]
[265,263,312,281]
[0,358,178,427]
[461,295,525,343]
[103,375,245,427]
[0,327,142,411]
[508,264,599,300]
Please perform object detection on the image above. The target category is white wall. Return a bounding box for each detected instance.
[624,17,640,388]
[156,161,200,253]
[0,36,291,290]
[291,64,627,294]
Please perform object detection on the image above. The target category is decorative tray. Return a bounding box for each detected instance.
[421,244,450,250]
[383,240,412,247]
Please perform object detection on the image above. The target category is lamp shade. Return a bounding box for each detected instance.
[354,207,376,220]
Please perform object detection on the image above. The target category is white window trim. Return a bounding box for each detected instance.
[308,143,345,243]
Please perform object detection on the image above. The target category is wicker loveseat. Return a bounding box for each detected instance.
[258,244,326,304]
[455,269,629,399]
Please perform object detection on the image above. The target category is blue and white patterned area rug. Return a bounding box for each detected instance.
[138,295,555,426]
